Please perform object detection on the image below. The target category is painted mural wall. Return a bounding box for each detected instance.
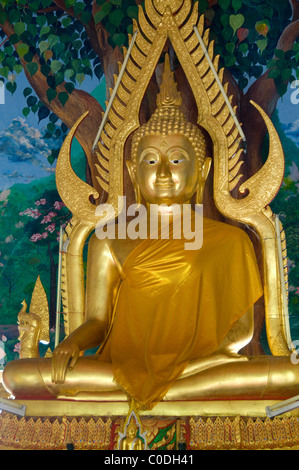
[0,71,107,362]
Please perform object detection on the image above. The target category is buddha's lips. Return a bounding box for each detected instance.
[154,181,175,189]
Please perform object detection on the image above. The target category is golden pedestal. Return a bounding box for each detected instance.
[1,375,299,451]
[0,0,296,452]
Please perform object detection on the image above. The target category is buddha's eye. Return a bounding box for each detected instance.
[168,149,188,165]
[142,152,159,165]
[169,155,186,165]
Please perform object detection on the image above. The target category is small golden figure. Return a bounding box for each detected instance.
[119,413,146,451]
[17,277,50,359]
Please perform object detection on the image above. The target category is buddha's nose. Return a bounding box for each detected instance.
[156,157,172,182]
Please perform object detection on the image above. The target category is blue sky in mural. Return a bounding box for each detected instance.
[0,73,298,190]
[280,86,299,148]
[0,72,99,190]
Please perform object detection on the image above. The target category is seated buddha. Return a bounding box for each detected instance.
[119,416,146,450]
[3,61,299,410]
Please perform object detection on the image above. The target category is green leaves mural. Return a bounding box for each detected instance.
[0,1,297,119]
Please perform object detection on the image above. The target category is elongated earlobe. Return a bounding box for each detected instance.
[196,157,212,205]
[126,161,142,206]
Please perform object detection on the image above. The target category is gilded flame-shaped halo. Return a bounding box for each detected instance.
[56,0,284,225]
[153,0,184,15]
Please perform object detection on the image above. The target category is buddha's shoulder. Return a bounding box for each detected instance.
[203,217,251,243]
[88,234,120,262]
[89,232,110,248]
[89,231,143,267]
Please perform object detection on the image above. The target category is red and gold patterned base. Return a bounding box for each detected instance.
[1,412,299,450]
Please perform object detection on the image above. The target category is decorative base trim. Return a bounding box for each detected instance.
[188,416,299,450]
[1,413,299,450]
[0,413,114,450]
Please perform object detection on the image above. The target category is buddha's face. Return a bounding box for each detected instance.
[135,134,199,205]
[127,424,137,439]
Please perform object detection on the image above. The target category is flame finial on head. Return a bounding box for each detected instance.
[156,54,182,108]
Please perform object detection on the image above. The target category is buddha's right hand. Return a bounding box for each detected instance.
[51,339,80,384]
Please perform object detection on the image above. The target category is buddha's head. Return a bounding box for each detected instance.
[127,55,212,206]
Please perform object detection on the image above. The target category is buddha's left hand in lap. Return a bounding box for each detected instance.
[51,317,108,384]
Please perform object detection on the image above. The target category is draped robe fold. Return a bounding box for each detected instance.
[98,217,263,409]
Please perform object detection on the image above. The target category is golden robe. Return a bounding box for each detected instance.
[98,217,263,409]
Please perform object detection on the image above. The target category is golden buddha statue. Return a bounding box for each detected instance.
[119,420,144,451]
[119,410,146,450]
[3,55,299,411]
[2,0,297,415]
